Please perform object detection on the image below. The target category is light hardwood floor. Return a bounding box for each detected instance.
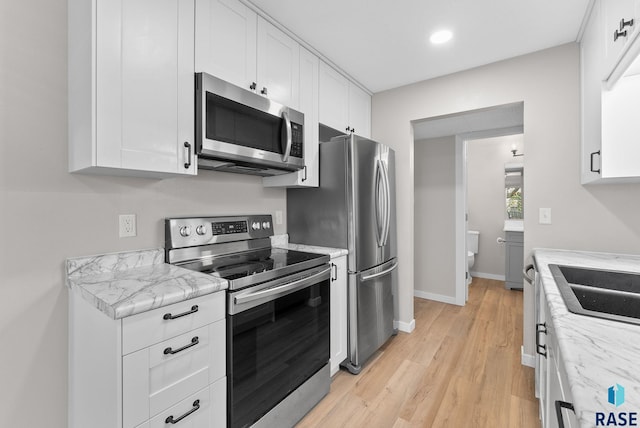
[297,277,541,428]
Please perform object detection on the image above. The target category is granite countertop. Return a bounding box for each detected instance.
[533,249,640,426]
[66,248,227,319]
[271,234,348,259]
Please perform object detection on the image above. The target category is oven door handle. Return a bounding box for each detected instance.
[234,266,331,306]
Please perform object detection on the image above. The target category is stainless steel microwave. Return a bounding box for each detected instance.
[195,73,305,176]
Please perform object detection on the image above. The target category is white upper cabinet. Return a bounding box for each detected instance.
[263,47,319,188]
[319,61,371,138]
[348,83,372,139]
[68,0,197,177]
[256,17,300,109]
[603,0,637,74]
[581,0,640,183]
[195,0,300,109]
[195,0,257,92]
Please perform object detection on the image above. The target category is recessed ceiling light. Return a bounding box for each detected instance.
[430,30,453,45]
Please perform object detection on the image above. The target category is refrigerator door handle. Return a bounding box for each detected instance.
[375,160,385,247]
[361,261,398,282]
[381,160,391,247]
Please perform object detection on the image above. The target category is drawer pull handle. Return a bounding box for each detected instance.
[536,322,547,358]
[165,399,201,424]
[164,336,199,355]
[163,305,198,320]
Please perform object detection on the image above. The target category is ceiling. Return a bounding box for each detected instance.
[247,0,592,93]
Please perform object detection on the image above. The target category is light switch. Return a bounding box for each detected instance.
[539,208,551,225]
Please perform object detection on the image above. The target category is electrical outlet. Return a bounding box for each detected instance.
[119,214,137,237]
[275,210,283,225]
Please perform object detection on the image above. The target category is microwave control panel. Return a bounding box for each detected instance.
[290,122,303,158]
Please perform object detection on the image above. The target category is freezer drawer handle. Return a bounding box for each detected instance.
[165,399,201,424]
[164,336,199,355]
[361,261,398,282]
[163,305,199,320]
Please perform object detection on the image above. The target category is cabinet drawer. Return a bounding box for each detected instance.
[123,320,226,427]
[148,378,226,428]
[123,292,225,354]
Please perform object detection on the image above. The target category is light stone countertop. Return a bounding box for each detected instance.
[66,248,227,319]
[533,249,640,427]
[271,234,348,259]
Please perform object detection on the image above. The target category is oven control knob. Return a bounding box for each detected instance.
[262,221,271,229]
[179,226,191,237]
[196,225,207,235]
[252,222,261,230]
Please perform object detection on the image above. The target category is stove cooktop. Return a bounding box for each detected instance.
[178,247,329,290]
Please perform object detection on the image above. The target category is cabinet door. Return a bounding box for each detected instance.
[330,255,348,376]
[256,17,300,109]
[581,0,605,184]
[319,61,350,133]
[348,83,371,138]
[195,0,257,92]
[263,47,319,188]
[535,279,548,426]
[96,0,195,175]
[603,0,637,76]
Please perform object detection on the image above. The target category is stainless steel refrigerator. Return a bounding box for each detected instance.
[287,133,397,374]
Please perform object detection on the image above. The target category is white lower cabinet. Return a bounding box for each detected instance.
[330,255,348,376]
[536,284,579,428]
[69,292,226,428]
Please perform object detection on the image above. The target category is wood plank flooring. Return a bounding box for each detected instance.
[296,278,541,428]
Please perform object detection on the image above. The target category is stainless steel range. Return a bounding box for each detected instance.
[165,215,331,428]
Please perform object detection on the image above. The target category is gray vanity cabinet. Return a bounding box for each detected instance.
[505,231,524,289]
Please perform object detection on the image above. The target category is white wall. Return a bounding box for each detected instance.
[414,137,456,302]
[0,1,286,426]
[371,43,640,360]
[467,134,524,278]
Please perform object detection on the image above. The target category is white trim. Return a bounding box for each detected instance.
[521,346,536,368]
[414,290,460,306]
[455,136,467,306]
[394,318,415,333]
[470,271,506,281]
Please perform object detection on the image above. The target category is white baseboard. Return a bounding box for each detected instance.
[470,271,506,281]
[521,345,535,368]
[414,290,457,305]
[394,319,415,333]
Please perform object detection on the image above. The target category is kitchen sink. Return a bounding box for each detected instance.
[549,264,640,326]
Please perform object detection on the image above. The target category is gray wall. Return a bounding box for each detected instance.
[372,43,640,360]
[467,134,524,278]
[414,137,456,301]
[1,1,286,426]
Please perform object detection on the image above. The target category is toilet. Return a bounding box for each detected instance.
[467,230,480,283]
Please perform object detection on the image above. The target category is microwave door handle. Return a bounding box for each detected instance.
[281,110,292,162]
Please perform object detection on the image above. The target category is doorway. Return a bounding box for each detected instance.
[412,102,524,306]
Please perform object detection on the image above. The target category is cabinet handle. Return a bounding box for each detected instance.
[351,127,355,134]
[620,18,634,31]
[536,322,547,358]
[249,82,257,91]
[261,87,268,96]
[163,305,198,320]
[165,399,201,424]
[164,336,199,355]
[523,264,534,285]
[331,263,338,281]
[614,28,628,41]
[590,150,601,174]
[302,165,307,182]
[183,142,192,169]
[555,400,575,428]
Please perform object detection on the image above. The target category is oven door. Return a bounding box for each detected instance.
[195,72,305,173]
[227,265,331,428]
